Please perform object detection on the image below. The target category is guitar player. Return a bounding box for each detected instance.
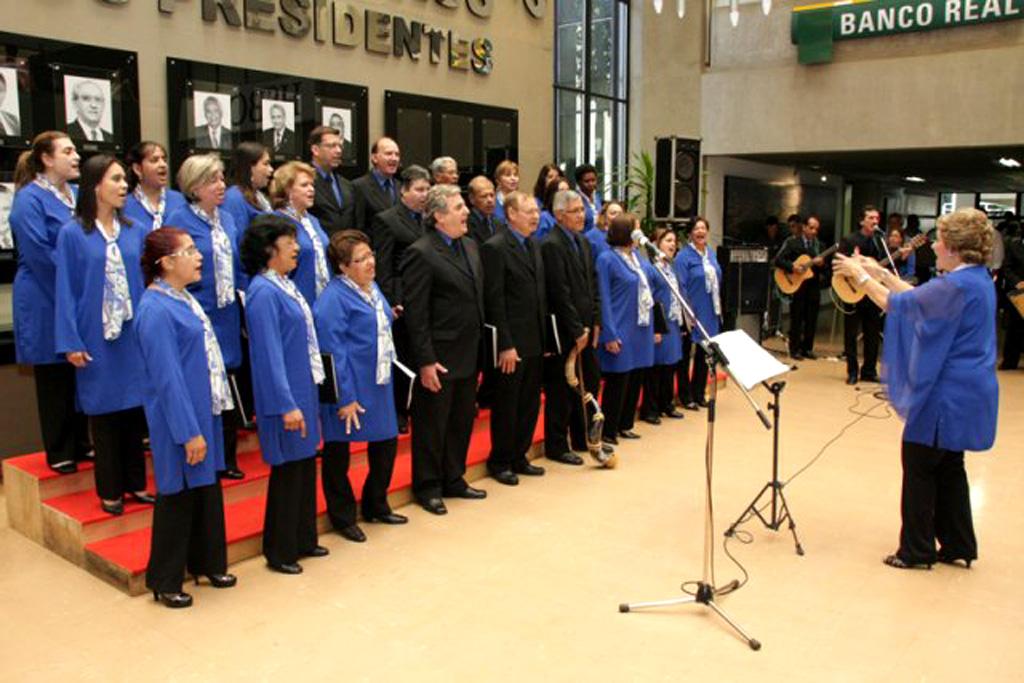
[838,205,884,385]
[774,214,826,360]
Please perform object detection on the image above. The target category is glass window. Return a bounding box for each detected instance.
[556,0,585,89]
[978,193,1018,220]
[557,90,584,174]
[395,107,433,169]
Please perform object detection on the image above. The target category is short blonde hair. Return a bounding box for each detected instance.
[937,208,993,265]
[269,161,316,209]
[494,160,519,182]
[177,153,224,199]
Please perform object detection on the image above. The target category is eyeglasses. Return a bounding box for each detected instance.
[169,245,199,258]
[351,251,375,265]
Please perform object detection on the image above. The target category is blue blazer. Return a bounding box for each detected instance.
[277,210,331,306]
[9,183,77,365]
[123,189,188,233]
[585,228,610,262]
[165,205,245,369]
[596,249,655,373]
[222,186,267,237]
[650,262,683,366]
[883,265,998,452]
[582,192,603,233]
[314,278,398,444]
[675,244,722,343]
[536,211,557,242]
[54,219,146,414]
[245,274,322,465]
[135,289,225,494]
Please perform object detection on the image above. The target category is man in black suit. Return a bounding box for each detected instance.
[194,95,232,151]
[0,71,22,137]
[467,176,504,245]
[352,136,401,235]
[430,156,459,185]
[401,184,487,515]
[373,164,431,434]
[308,125,356,236]
[482,191,548,486]
[261,103,296,155]
[66,80,113,142]
[774,214,825,360]
[540,190,602,466]
[839,205,883,385]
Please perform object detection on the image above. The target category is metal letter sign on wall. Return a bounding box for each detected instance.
[791,0,1024,65]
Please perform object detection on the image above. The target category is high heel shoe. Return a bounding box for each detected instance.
[193,573,238,588]
[101,499,124,516]
[152,590,193,608]
[128,491,156,505]
[937,551,974,569]
[883,554,933,570]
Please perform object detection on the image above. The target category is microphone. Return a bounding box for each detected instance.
[632,229,669,262]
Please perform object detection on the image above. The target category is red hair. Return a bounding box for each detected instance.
[142,227,189,286]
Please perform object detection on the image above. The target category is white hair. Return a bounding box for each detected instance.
[552,189,581,213]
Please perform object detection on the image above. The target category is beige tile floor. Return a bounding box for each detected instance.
[1,356,1022,681]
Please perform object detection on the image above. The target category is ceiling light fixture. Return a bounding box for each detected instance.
[677,0,686,19]
[730,0,740,27]
[820,175,828,183]
[905,176,926,183]
[998,157,1021,168]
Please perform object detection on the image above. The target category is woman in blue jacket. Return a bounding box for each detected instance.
[222,142,273,234]
[272,161,330,306]
[315,230,407,544]
[674,217,721,408]
[241,214,328,575]
[123,141,187,233]
[596,214,656,445]
[9,132,91,474]
[641,227,686,422]
[54,155,151,515]
[166,154,247,480]
[585,200,624,264]
[835,208,998,571]
[136,227,236,608]
[535,177,570,242]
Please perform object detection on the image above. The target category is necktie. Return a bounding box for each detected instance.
[383,178,394,202]
[91,128,100,142]
[275,130,282,150]
[211,129,219,148]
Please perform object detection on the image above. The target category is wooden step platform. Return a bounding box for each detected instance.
[4,409,547,596]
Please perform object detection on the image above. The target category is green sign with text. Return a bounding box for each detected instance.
[791,0,1024,65]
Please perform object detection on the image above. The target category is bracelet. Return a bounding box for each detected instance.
[856,273,871,286]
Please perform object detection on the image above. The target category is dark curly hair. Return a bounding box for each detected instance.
[239,213,297,276]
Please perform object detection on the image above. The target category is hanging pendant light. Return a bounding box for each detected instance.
[653,0,663,14]
[677,0,685,19]
[762,0,772,15]
[729,0,740,27]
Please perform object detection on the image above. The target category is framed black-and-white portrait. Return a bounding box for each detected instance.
[318,100,357,166]
[63,74,114,143]
[260,98,297,157]
[0,66,22,140]
[192,90,233,151]
[0,182,14,251]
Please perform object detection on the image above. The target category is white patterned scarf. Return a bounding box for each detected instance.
[189,204,236,308]
[98,218,134,341]
[263,269,325,385]
[655,259,684,325]
[283,206,329,298]
[133,186,166,231]
[35,174,76,210]
[154,279,234,415]
[255,190,272,212]
[693,244,721,317]
[619,249,654,327]
[340,275,395,385]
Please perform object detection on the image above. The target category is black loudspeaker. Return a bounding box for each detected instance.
[654,137,701,222]
[716,246,770,316]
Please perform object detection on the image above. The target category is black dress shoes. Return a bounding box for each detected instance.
[51,461,78,475]
[492,470,519,486]
[420,497,448,515]
[860,371,879,383]
[339,525,367,543]
[220,468,245,480]
[618,430,641,440]
[128,491,156,505]
[602,435,619,446]
[662,409,685,419]
[846,375,858,385]
[513,462,545,476]
[790,351,804,361]
[447,485,487,499]
[365,512,408,524]
[397,414,410,434]
[547,451,584,466]
[640,414,661,425]
[601,443,615,455]
[194,573,237,588]
[695,399,710,408]
[802,350,818,360]
[153,591,193,608]
[101,500,124,516]
[268,562,304,575]
[682,401,699,411]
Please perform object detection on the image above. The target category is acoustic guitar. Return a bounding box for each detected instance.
[831,234,928,304]
[773,244,839,296]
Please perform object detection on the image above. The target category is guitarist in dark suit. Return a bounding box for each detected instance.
[401,184,487,515]
[352,136,400,236]
[774,214,825,360]
[308,125,356,236]
[372,165,431,434]
[467,176,505,245]
[481,191,548,486]
[540,190,602,466]
[838,205,884,385]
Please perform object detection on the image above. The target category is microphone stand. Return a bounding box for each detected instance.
[619,240,770,651]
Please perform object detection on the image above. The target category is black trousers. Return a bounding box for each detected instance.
[687,345,710,404]
[1002,305,1023,369]
[262,456,319,566]
[321,438,398,527]
[91,407,147,501]
[221,395,240,472]
[146,483,228,593]
[675,334,693,405]
[32,363,90,468]
[788,282,821,355]
[543,346,600,455]
[600,368,644,437]
[487,355,542,472]
[410,375,477,500]
[897,441,977,564]
[843,300,881,378]
[642,364,676,417]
